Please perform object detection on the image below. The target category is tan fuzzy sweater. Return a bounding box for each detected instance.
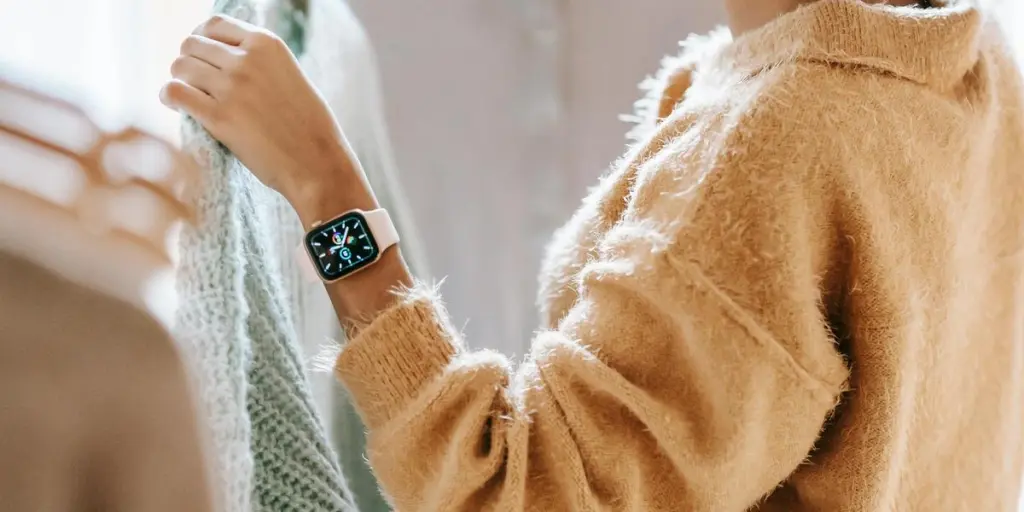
[336,1,1024,510]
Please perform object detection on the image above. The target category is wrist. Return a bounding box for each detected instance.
[327,247,413,325]
[284,142,377,229]
[291,181,374,230]
[285,146,412,324]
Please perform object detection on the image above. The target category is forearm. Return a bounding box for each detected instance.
[323,248,413,327]
[286,144,414,325]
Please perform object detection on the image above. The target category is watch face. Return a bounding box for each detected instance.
[304,211,380,280]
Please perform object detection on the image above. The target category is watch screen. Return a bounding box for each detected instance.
[304,211,380,280]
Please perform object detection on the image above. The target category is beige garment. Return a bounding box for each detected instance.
[348,0,727,354]
[335,1,1024,510]
[0,66,212,512]
[0,251,213,512]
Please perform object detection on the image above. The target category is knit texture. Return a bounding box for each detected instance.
[176,127,254,512]
[335,1,1024,510]
[175,1,356,511]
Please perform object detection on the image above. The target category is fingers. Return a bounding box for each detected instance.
[179,34,239,69]
[159,79,216,125]
[193,14,284,53]
[165,13,286,125]
[193,14,253,46]
[170,55,223,99]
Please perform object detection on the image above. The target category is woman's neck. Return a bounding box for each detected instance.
[724,0,924,36]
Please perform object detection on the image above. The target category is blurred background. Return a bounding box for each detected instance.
[349,1,728,355]
[0,1,1022,509]
[1,0,1020,355]
[0,0,727,356]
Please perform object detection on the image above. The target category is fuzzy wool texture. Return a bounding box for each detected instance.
[335,1,1024,510]
[174,1,356,511]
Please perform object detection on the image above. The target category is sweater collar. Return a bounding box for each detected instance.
[710,0,983,89]
[624,1,984,141]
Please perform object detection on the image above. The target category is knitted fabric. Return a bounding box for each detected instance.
[175,135,254,512]
[174,0,356,510]
[334,1,1024,510]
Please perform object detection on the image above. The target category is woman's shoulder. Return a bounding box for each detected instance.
[626,26,881,167]
[639,62,850,187]
[622,57,887,229]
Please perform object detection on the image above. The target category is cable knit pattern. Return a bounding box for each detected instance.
[175,1,355,510]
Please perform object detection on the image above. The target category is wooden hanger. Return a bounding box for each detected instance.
[0,72,196,326]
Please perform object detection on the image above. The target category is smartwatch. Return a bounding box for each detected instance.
[299,208,399,282]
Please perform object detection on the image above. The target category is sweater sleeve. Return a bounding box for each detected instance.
[335,118,851,511]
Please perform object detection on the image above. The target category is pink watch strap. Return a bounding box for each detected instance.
[363,208,399,252]
[296,208,399,282]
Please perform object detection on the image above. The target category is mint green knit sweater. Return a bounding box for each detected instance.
[174,0,357,510]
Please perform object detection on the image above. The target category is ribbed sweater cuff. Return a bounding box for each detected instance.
[335,285,460,429]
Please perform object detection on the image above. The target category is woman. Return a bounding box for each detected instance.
[161,0,1024,509]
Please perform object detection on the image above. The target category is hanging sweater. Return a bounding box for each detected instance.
[334,1,1024,510]
[175,0,356,511]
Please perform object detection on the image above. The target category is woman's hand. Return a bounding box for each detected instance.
[161,14,361,215]
[163,14,411,320]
